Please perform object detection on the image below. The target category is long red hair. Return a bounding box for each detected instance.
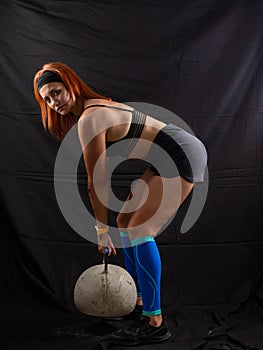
[33,62,111,140]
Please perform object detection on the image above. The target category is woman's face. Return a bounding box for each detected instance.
[39,82,74,115]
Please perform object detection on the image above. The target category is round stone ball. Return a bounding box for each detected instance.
[74,264,137,317]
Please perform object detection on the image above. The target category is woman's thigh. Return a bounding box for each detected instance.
[116,167,155,229]
[117,169,194,239]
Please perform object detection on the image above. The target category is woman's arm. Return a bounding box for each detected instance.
[78,114,116,255]
[84,133,109,228]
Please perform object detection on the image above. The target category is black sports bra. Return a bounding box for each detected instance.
[83,104,147,157]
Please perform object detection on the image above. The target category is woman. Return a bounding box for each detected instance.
[33,62,207,346]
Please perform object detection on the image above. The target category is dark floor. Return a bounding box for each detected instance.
[0,291,262,350]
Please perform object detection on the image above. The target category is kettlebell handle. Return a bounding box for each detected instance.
[103,247,109,273]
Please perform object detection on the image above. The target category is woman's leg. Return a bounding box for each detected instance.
[117,169,194,326]
[117,168,155,306]
[119,231,142,303]
[125,173,194,240]
[131,236,162,326]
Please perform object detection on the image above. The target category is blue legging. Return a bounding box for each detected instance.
[120,232,161,316]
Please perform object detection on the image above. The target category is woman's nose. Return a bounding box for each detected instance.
[50,98,59,108]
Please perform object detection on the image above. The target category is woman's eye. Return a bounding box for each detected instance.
[45,97,51,103]
[54,90,60,96]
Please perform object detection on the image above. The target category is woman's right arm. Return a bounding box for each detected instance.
[78,113,116,255]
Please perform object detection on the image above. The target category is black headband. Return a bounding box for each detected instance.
[37,70,62,91]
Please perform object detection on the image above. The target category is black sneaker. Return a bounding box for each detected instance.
[109,315,171,346]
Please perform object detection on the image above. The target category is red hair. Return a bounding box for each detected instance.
[33,62,111,140]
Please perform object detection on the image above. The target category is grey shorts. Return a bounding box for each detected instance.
[146,123,207,182]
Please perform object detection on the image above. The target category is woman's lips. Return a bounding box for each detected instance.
[57,104,65,112]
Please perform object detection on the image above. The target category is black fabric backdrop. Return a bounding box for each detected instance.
[0,0,262,349]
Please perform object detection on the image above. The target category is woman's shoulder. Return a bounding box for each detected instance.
[83,99,134,112]
[79,100,134,125]
[78,99,133,133]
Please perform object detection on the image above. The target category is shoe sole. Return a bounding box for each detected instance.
[112,331,172,346]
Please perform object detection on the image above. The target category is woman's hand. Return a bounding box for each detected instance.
[97,233,117,256]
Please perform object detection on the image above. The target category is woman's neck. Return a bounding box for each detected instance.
[70,98,84,117]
